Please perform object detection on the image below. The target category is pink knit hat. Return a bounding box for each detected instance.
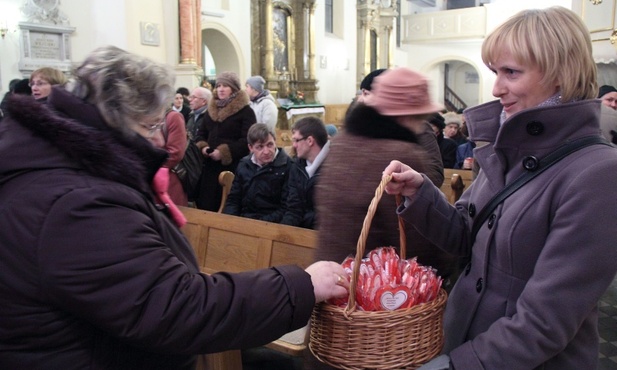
[366,68,443,116]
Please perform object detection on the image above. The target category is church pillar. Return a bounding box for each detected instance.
[263,0,275,80]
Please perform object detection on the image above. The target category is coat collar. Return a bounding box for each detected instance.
[465,99,603,183]
[3,88,167,191]
[208,89,250,122]
[344,104,419,143]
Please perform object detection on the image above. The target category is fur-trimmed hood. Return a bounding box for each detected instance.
[344,103,419,143]
[208,89,251,122]
[1,87,167,191]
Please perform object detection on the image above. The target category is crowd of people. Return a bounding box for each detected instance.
[1,5,616,370]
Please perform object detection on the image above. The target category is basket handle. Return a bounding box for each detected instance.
[345,175,406,315]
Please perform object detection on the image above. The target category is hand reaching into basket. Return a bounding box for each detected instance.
[305,261,350,303]
[383,160,425,198]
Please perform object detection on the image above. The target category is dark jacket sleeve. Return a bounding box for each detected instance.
[39,184,315,354]
[281,164,304,227]
[226,106,256,165]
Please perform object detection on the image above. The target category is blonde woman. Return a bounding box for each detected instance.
[385,7,617,369]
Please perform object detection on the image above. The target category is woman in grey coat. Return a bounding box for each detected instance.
[384,7,617,370]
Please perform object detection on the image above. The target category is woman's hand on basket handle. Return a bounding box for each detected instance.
[305,261,350,303]
[383,160,424,198]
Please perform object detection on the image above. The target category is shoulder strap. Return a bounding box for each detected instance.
[469,136,611,245]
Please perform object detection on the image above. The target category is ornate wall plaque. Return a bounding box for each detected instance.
[18,0,74,75]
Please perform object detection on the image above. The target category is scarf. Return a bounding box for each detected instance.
[499,92,564,126]
[250,90,268,102]
[216,91,238,108]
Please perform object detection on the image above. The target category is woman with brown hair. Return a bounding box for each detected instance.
[194,71,257,211]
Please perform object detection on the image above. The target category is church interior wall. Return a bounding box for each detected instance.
[1,0,616,108]
[312,0,358,105]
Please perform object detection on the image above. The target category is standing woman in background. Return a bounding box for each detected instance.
[29,67,67,101]
[162,109,189,206]
[384,7,617,370]
[194,71,256,211]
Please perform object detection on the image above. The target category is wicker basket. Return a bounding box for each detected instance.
[309,175,447,370]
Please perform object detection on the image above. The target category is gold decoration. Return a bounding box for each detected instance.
[589,0,603,5]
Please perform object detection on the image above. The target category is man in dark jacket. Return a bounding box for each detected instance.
[223,123,292,222]
[281,116,329,229]
[185,86,211,140]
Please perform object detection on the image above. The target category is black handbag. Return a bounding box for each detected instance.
[162,110,204,200]
[171,140,203,200]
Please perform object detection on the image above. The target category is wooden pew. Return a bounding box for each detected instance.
[179,207,317,369]
[440,169,474,204]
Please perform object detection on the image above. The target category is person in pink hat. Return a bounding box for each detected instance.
[307,67,461,369]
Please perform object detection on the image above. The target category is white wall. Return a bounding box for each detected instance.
[313,0,358,105]
[0,0,174,94]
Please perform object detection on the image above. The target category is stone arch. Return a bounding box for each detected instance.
[419,56,485,110]
[202,23,246,83]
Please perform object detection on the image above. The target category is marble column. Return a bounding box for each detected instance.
[306,1,317,80]
[263,0,275,80]
[195,0,202,68]
[179,0,196,64]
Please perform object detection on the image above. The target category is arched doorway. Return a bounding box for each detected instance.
[202,25,244,85]
[423,59,481,112]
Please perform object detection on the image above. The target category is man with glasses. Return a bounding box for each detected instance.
[185,87,212,140]
[281,117,330,229]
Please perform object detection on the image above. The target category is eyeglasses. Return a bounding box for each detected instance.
[29,81,50,87]
[188,95,205,100]
[291,137,308,144]
[139,121,165,137]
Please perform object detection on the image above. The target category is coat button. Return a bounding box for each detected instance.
[526,121,544,136]
[522,156,539,171]
[487,214,496,229]
[469,203,476,217]
[465,262,472,276]
[476,278,483,292]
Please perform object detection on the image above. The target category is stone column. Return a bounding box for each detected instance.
[263,0,275,80]
[195,0,202,68]
[387,24,394,68]
[179,0,196,64]
[306,1,317,80]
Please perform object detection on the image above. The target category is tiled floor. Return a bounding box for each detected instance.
[598,275,617,370]
[244,275,617,370]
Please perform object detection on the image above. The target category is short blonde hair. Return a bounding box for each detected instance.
[482,6,597,102]
[30,67,67,86]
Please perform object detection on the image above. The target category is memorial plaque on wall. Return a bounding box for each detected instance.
[18,22,75,74]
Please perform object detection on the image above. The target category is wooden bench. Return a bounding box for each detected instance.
[440,168,474,204]
[179,207,317,369]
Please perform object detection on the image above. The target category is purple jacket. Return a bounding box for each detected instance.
[0,89,314,369]
[399,99,617,369]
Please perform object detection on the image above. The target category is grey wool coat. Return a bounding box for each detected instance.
[399,99,617,369]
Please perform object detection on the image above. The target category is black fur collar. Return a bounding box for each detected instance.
[5,90,167,191]
[345,104,418,143]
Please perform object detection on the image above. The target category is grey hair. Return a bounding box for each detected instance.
[67,45,175,135]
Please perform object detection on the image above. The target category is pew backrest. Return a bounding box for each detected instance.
[180,207,318,274]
